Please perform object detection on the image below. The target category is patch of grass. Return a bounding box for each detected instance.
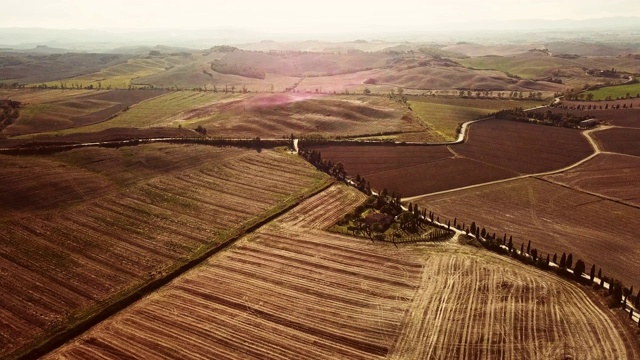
[39,92,236,136]
[583,80,640,100]
[42,57,191,89]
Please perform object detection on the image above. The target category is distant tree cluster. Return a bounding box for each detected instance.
[211,60,266,80]
[492,107,592,128]
[194,125,207,136]
[0,99,21,131]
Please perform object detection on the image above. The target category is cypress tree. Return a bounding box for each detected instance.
[598,268,602,279]
[566,253,573,269]
[526,240,531,254]
[520,243,524,255]
[590,264,596,282]
[553,253,557,263]
[560,253,567,268]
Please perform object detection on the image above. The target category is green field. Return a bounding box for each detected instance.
[39,91,238,136]
[458,55,567,79]
[583,80,640,100]
[41,57,193,89]
[409,97,542,140]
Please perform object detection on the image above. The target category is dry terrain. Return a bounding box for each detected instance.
[45,184,637,360]
[592,127,640,156]
[416,177,640,288]
[544,153,640,206]
[456,119,593,174]
[173,93,437,141]
[0,144,329,358]
[310,119,592,196]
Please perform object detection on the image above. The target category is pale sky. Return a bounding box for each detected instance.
[1,0,640,31]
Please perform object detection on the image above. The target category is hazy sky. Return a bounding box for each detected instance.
[2,0,640,31]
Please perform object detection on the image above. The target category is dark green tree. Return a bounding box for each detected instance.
[590,264,596,283]
[574,259,585,280]
[566,253,573,269]
[560,253,567,268]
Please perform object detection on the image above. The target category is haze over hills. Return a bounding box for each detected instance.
[1,16,640,52]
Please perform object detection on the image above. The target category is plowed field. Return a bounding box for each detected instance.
[416,177,640,288]
[593,127,640,156]
[0,144,329,358]
[544,153,640,206]
[46,185,637,360]
[310,119,592,197]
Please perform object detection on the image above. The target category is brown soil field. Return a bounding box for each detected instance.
[308,144,517,197]
[178,93,439,141]
[311,120,592,197]
[416,177,640,288]
[592,127,640,156]
[0,144,329,358]
[0,127,196,149]
[544,153,640,206]
[456,119,594,174]
[2,89,166,136]
[46,185,637,360]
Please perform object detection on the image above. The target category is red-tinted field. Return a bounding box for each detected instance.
[310,120,593,197]
[544,153,640,206]
[417,177,640,288]
[456,119,593,174]
[592,127,640,156]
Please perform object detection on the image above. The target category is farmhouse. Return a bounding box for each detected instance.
[579,118,598,128]
[364,212,394,229]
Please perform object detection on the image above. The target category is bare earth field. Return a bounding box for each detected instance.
[45,185,637,360]
[593,127,640,156]
[416,177,640,288]
[544,153,640,206]
[457,119,593,174]
[0,144,329,358]
[311,120,592,197]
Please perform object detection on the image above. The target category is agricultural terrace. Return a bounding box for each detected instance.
[593,127,640,156]
[583,80,640,101]
[173,93,436,141]
[2,89,165,136]
[0,144,330,358]
[310,119,592,197]
[408,97,542,140]
[416,177,640,288]
[46,185,636,360]
[43,91,240,136]
[544,153,640,207]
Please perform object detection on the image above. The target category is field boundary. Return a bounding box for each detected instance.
[11,177,334,360]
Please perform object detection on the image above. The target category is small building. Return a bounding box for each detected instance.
[364,213,394,230]
[580,119,598,128]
